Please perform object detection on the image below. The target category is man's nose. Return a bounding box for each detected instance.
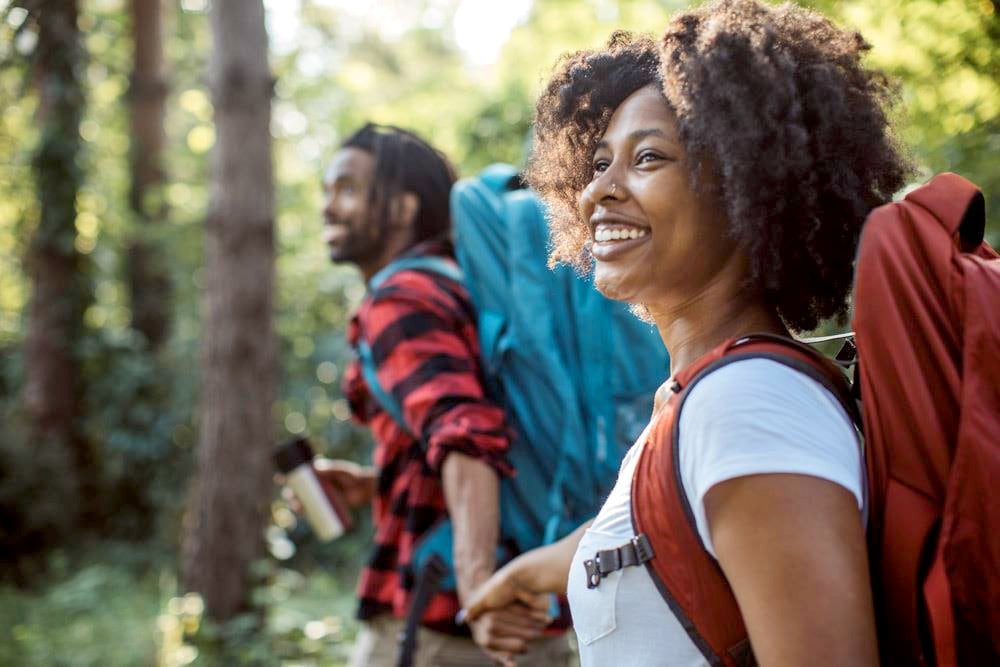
[322,195,337,219]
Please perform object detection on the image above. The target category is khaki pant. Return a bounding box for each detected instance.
[349,614,573,667]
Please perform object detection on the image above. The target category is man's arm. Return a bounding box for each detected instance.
[439,419,556,661]
[441,451,500,602]
[362,281,548,656]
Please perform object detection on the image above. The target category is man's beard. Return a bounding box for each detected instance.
[327,219,386,267]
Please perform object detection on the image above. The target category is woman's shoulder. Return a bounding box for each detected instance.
[674,355,863,500]
[672,357,865,557]
[673,355,861,492]
[682,356,853,428]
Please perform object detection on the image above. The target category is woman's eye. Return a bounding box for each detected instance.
[637,151,661,165]
[592,159,610,173]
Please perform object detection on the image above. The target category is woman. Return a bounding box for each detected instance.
[462,2,910,665]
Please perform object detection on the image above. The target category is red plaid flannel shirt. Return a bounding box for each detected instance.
[342,241,513,633]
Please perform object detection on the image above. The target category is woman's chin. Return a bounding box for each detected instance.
[594,270,640,304]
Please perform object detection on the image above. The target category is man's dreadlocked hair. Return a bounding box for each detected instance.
[342,123,456,248]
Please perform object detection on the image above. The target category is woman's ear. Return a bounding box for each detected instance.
[389,191,420,230]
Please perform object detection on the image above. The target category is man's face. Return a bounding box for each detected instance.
[321,147,384,266]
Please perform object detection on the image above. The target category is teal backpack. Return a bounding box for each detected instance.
[360,164,669,591]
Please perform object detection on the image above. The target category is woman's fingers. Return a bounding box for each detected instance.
[463,573,516,622]
[477,630,530,654]
[487,606,547,636]
[514,590,552,620]
[501,597,551,626]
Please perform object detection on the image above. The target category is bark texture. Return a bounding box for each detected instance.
[22,0,92,528]
[181,0,277,621]
[127,0,171,349]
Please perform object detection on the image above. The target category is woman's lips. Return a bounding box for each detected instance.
[589,222,651,261]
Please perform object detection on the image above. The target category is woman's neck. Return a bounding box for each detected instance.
[646,262,788,375]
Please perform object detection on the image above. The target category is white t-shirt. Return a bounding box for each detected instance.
[566,358,864,667]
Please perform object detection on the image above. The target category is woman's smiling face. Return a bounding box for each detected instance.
[579,85,736,307]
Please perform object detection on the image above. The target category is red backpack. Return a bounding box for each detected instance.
[854,173,999,665]
[626,174,999,665]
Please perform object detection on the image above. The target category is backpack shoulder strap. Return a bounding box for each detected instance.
[631,335,857,667]
[358,255,465,436]
[367,255,464,292]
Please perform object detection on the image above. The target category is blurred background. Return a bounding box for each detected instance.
[0,0,996,665]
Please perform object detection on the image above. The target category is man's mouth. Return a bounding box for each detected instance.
[323,223,349,246]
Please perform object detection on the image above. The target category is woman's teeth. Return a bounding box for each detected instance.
[594,226,649,242]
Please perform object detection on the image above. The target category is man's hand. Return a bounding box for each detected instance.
[467,604,551,666]
[313,458,376,508]
[280,458,376,510]
[459,520,593,663]
[459,560,552,666]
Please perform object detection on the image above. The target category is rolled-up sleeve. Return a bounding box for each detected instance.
[360,282,514,477]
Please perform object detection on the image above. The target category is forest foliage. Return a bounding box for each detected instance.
[0,0,996,664]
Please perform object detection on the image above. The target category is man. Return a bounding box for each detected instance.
[314,123,567,666]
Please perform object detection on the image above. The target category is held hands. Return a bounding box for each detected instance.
[467,604,551,667]
[459,559,553,666]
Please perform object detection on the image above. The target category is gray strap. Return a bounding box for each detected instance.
[584,534,655,589]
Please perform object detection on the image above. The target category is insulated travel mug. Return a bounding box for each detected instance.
[274,438,353,541]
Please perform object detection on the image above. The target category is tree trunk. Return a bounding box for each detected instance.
[181,0,276,621]
[22,0,93,529]
[126,0,171,350]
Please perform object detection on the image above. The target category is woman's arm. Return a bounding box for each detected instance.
[461,519,593,621]
[706,473,878,667]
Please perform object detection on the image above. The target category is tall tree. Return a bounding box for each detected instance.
[21,0,94,528]
[127,0,171,349]
[181,0,276,620]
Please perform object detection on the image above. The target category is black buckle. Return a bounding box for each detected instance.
[583,534,655,590]
[631,534,654,563]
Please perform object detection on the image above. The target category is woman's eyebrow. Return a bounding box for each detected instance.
[629,128,669,142]
[595,127,671,152]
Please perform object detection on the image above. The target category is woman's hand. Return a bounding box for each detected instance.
[461,563,552,667]
[462,518,591,623]
[460,520,592,663]
[461,561,551,625]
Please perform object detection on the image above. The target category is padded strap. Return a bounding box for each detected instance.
[368,255,463,292]
[634,334,860,667]
[357,339,411,436]
[359,255,465,437]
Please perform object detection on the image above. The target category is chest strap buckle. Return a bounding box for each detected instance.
[584,534,655,589]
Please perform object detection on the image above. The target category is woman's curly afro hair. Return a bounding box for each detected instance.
[527,0,912,331]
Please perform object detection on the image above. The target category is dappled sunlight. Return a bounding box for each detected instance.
[0,0,995,664]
